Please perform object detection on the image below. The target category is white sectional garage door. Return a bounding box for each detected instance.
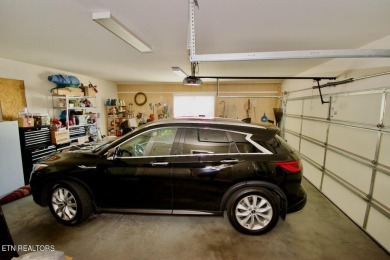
[284,87,390,253]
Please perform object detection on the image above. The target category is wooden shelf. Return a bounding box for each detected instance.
[105,106,128,137]
[52,95,99,145]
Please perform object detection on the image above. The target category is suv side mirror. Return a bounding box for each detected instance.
[107,147,119,161]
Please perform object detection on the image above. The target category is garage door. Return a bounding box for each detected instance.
[284,87,390,253]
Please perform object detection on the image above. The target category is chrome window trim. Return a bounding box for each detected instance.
[109,152,274,160]
[108,126,273,158]
[245,133,272,154]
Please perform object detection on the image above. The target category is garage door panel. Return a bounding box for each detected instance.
[302,159,322,188]
[301,120,328,142]
[303,98,329,119]
[284,132,300,151]
[285,117,301,134]
[325,150,372,194]
[384,92,390,129]
[330,93,382,125]
[285,89,389,253]
[328,124,377,160]
[366,207,390,252]
[378,133,390,168]
[286,100,302,115]
[322,175,366,226]
[300,140,324,165]
[372,171,390,209]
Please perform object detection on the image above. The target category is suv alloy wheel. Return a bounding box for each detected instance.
[227,188,279,235]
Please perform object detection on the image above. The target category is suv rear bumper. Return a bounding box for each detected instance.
[287,186,307,213]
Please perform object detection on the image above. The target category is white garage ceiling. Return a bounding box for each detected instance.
[1,0,390,83]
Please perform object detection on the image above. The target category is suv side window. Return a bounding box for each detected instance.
[252,135,290,155]
[229,132,263,153]
[182,128,237,155]
[117,128,178,157]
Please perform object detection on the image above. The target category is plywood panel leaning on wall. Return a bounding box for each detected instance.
[0,77,27,120]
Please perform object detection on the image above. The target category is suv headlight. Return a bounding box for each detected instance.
[32,163,48,173]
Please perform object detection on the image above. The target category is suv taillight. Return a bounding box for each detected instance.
[275,160,302,173]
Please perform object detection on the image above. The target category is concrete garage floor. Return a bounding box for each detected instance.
[2,178,389,260]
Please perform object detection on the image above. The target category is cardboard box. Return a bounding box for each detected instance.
[18,117,34,127]
[33,114,50,127]
[82,86,97,97]
[52,87,84,96]
[51,129,70,144]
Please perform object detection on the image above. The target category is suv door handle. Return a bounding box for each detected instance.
[150,162,169,166]
[220,159,239,164]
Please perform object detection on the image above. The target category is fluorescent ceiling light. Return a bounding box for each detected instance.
[92,11,152,53]
[171,67,188,78]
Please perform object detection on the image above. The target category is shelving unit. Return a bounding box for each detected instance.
[52,95,98,144]
[106,105,128,136]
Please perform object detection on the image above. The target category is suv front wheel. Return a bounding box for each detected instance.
[48,180,93,225]
[227,188,279,235]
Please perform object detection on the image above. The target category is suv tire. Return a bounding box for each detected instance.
[48,180,93,225]
[227,188,279,235]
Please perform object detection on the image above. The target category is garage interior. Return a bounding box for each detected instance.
[1,0,390,259]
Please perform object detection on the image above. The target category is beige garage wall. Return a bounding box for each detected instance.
[117,82,282,123]
[0,57,118,135]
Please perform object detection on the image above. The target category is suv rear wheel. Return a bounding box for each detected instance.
[227,188,279,235]
[48,181,93,225]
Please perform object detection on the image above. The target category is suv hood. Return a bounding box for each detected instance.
[67,140,113,153]
[36,140,113,167]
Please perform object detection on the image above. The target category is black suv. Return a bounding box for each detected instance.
[30,118,306,235]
